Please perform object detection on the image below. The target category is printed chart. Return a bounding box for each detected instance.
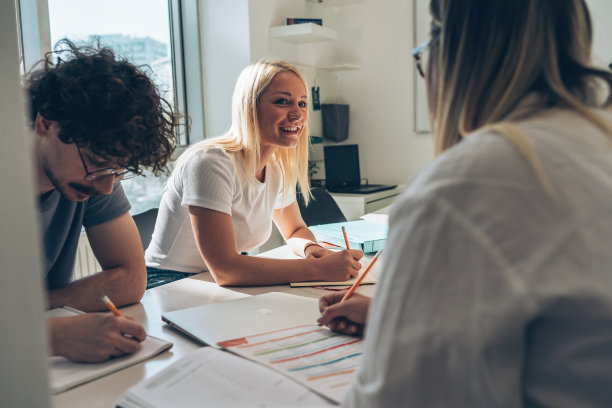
[226,324,363,403]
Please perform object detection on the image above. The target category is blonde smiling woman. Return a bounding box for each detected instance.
[146,60,363,286]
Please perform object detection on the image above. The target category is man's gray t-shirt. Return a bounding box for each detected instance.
[38,182,130,290]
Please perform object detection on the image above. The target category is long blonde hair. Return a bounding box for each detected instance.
[175,59,311,203]
[428,0,612,194]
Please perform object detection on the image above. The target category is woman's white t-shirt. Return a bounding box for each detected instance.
[145,147,295,273]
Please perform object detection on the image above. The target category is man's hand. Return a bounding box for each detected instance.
[49,314,147,363]
[318,291,371,336]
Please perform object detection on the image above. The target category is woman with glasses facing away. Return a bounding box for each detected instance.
[317,0,612,406]
[145,60,363,286]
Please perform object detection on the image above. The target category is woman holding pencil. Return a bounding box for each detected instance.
[145,60,363,285]
[319,0,612,406]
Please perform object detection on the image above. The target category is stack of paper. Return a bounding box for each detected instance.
[118,347,329,407]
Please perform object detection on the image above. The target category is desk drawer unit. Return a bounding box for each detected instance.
[365,195,397,214]
[330,187,403,220]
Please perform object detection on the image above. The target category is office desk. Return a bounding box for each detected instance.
[330,185,404,220]
[51,247,378,408]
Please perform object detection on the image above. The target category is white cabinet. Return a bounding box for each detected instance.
[330,186,404,220]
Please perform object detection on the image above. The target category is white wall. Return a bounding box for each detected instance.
[238,0,612,187]
[245,0,434,186]
[334,1,433,185]
[0,1,50,406]
[587,0,612,69]
[248,0,344,140]
[200,0,252,137]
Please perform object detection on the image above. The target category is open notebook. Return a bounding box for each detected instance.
[290,255,379,287]
[46,307,173,394]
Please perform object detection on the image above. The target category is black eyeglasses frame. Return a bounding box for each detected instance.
[413,40,433,78]
[76,145,134,181]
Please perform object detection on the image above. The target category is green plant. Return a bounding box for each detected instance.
[308,160,319,178]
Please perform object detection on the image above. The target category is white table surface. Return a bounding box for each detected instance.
[51,246,379,408]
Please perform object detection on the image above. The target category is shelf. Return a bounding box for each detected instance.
[291,62,360,71]
[307,0,364,5]
[269,23,337,43]
[319,63,360,71]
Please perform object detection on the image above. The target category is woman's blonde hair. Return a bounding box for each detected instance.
[428,0,612,193]
[175,59,311,203]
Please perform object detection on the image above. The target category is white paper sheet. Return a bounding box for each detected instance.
[119,347,330,407]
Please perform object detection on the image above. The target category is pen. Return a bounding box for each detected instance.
[101,294,123,317]
[341,250,382,302]
[342,226,350,249]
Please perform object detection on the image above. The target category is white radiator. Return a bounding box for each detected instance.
[72,232,100,281]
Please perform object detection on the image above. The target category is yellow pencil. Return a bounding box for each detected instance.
[342,226,350,249]
[341,250,382,302]
[101,294,123,317]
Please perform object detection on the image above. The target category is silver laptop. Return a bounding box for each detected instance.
[161,292,320,348]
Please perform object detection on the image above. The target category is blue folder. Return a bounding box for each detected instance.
[310,220,387,253]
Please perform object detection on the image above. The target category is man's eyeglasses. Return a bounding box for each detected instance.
[77,145,135,181]
[413,40,432,78]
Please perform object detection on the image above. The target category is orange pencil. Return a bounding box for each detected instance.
[101,294,123,317]
[342,226,350,249]
[341,250,382,302]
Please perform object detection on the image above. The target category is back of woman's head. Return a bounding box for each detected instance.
[429,0,612,154]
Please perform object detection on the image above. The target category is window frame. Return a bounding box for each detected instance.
[17,0,205,145]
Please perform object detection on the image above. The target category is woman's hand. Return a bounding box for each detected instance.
[318,291,371,336]
[313,249,363,281]
[304,244,332,258]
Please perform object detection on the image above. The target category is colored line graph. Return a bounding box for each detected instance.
[238,328,326,349]
[226,325,364,404]
[270,338,362,364]
[308,368,356,382]
[288,352,363,372]
[254,333,336,357]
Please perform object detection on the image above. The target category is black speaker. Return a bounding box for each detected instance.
[321,104,349,142]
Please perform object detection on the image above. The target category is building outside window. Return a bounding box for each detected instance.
[19,0,205,216]
[46,0,174,215]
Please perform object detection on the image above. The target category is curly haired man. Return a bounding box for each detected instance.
[28,40,180,362]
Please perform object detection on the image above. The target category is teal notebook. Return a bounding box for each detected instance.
[310,220,387,253]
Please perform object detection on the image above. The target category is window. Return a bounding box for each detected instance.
[18,0,205,215]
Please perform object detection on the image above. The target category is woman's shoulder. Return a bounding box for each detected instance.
[181,145,236,169]
[173,146,239,186]
[413,131,519,187]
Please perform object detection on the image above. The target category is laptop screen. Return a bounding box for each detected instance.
[324,144,361,189]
